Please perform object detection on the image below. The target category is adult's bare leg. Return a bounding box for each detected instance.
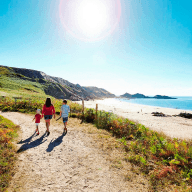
[45,120,50,132]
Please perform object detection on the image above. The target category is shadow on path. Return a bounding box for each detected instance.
[17,133,47,153]
[17,132,36,144]
[46,133,65,152]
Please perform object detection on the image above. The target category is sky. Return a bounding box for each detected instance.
[0,0,192,96]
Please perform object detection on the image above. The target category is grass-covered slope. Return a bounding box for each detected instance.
[0,115,19,192]
[0,65,92,100]
[0,66,50,100]
[0,66,89,101]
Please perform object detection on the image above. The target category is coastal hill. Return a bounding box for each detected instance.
[120,93,176,99]
[0,65,115,100]
[83,86,115,99]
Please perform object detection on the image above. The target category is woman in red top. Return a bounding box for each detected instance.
[42,98,55,136]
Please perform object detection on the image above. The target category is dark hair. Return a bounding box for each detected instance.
[63,99,67,104]
[45,98,52,107]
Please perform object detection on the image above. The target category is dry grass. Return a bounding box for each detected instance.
[53,116,192,192]
[52,116,150,190]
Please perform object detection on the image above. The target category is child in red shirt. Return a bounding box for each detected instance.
[32,109,42,135]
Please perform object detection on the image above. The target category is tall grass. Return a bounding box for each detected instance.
[0,115,19,192]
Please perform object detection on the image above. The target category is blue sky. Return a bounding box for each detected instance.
[0,0,192,96]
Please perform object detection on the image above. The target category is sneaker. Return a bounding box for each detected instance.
[47,131,50,136]
[37,132,39,135]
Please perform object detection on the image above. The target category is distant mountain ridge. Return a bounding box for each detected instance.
[120,93,177,99]
[0,65,115,100]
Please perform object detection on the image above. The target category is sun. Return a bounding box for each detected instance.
[76,0,109,37]
[59,0,121,41]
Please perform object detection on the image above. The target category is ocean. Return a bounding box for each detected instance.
[117,97,192,111]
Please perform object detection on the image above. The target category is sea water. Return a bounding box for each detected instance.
[117,97,192,111]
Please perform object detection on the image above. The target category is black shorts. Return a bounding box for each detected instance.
[44,115,52,120]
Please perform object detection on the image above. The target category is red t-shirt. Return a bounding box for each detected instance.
[42,105,55,116]
[35,114,41,123]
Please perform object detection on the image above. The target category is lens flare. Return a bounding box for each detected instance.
[59,0,121,41]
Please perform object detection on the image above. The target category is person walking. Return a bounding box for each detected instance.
[60,99,70,135]
[32,109,42,135]
[42,98,55,136]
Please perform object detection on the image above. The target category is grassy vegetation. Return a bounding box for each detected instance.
[0,67,49,100]
[0,115,19,192]
[0,66,192,191]
[1,95,191,190]
[73,108,192,191]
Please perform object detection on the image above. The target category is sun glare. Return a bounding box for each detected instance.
[59,0,121,41]
[76,0,109,37]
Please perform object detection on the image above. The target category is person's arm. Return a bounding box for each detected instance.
[32,116,35,121]
[42,105,45,118]
[52,105,56,119]
[68,106,70,117]
[60,105,63,117]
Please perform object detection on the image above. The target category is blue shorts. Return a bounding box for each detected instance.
[44,115,52,120]
[63,117,68,123]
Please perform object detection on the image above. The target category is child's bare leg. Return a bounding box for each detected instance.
[36,125,39,134]
[64,122,67,132]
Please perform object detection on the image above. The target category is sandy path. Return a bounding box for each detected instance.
[77,99,192,140]
[0,111,149,192]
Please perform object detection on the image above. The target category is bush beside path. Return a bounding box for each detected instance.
[0,111,149,192]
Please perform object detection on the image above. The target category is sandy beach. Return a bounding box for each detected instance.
[77,98,192,140]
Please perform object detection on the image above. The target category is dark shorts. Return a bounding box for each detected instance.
[44,115,53,120]
[63,117,68,123]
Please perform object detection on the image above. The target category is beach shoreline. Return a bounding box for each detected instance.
[76,98,192,140]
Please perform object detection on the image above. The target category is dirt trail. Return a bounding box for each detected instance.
[0,112,149,192]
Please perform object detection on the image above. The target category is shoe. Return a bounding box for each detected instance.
[63,129,67,135]
[37,132,39,135]
[47,131,50,136]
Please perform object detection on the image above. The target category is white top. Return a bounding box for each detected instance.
[61,104,70,118]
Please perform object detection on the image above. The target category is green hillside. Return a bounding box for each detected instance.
[0,66,59,100]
